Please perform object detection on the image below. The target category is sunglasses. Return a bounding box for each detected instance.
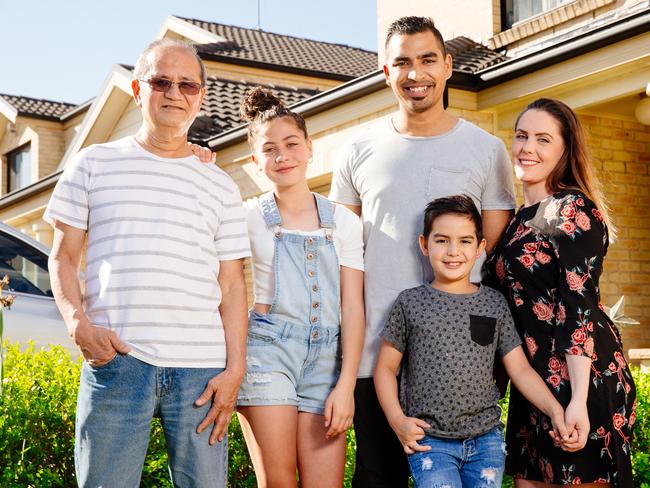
[139,78,203,96]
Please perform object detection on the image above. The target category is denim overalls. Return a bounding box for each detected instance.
[237,192,342,414]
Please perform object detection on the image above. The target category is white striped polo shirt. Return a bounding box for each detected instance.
[44,136,251,368]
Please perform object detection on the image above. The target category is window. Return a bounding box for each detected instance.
[0,229,52,297]
[6,143,31,193]
[502,0,572,29]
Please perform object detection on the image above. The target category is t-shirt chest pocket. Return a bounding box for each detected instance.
[426,167,469,199]
[469,315,497,346]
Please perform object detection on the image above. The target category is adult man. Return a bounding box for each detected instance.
[330,17,516,487]
[46,40,250,487]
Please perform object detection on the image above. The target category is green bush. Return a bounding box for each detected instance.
[1,342,648,487]
[0,343,78,486]
[0,343,257,487]
[632,367,650,488]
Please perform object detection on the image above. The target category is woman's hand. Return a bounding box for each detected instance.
[561,399,590,451]
[323,383,355,439]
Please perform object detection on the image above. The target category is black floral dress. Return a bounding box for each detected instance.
[485,190,636,487]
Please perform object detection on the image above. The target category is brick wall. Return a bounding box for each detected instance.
[582,114,650,352]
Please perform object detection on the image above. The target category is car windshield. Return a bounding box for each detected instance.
[0,231,52,297]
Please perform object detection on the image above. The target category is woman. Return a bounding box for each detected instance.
[486,98,636,487]
[235,87,365,487]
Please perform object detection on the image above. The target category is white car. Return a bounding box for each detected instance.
[0,222,76,354]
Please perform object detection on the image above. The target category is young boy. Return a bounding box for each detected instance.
[374,195,569,488]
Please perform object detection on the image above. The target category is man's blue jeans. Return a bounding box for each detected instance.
[407,426,506,488]
[75,353,227,487]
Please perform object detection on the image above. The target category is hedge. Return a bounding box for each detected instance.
[0,343,648,487]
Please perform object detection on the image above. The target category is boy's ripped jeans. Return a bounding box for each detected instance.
[407,425,506,488]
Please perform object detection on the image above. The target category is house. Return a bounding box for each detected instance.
[0,95,92,242]
[1,2,648,355]
[0,14,376,241]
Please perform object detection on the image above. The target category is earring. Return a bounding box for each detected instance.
[308,157,313,165]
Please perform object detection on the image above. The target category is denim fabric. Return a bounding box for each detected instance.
[407,426,506,488]
[238,192,341,414]
[75,353,227,487]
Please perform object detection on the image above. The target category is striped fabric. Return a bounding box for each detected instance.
[44,137,250,367]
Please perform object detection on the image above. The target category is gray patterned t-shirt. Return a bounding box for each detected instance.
[381,284,521,439]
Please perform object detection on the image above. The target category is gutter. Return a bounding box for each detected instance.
[476,7,650,88]
[60,98,94,121]
[0,170,62,210]
[13,112,67,123]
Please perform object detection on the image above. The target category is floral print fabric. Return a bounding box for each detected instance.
[486,190,636,487]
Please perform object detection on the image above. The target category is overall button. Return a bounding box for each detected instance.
[308,270,315,277]
[312,284,319,292]
[312,302,319,309]
[306,253,314,260]
[311,316,318,323]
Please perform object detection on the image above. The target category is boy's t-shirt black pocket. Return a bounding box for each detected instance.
[469,315,497,346]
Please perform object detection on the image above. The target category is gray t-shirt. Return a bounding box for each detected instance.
[330,117,516,377]
[381,284,521,439]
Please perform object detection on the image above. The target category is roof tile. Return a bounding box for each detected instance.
[445,37,508,73]
[189,76,319,142]
[0,94,76,120]
[179,17,378,79]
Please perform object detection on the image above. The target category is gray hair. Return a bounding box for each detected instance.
[133,39,207,86]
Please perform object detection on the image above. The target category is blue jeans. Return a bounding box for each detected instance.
[75,353,227,487]
[407,426,506,488]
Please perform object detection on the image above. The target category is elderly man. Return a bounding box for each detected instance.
[45,39,249,487]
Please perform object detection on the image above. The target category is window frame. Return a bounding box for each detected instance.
[501,0,573,30]
[6,142,32,193]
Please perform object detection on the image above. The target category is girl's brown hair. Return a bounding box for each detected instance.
[240,87,308,144]
[515,98,616,239]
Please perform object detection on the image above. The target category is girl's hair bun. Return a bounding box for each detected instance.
[240,87,285,121]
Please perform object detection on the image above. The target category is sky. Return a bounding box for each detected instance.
[0,0,378,104]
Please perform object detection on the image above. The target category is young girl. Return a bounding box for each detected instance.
[236,88,365,487]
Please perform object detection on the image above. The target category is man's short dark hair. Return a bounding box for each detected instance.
[422,195,483,240]
[385,16,446,55]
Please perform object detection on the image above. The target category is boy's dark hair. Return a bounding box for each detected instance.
[422,195,483,240]
[385,16,447,55]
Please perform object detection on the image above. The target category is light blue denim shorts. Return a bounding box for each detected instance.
[237,311,342,415]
